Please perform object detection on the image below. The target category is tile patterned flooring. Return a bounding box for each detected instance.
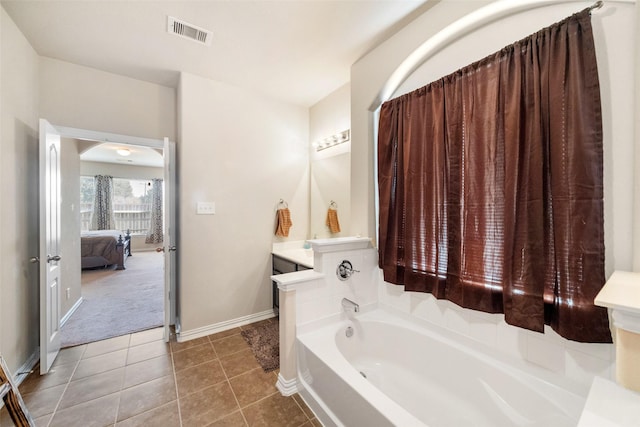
[1,319,322,427]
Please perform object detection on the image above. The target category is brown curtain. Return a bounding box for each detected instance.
[378,9,611,343]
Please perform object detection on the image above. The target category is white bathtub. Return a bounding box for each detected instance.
[296,308,587,427]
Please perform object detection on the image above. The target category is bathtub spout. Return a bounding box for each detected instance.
[342,298,360,313]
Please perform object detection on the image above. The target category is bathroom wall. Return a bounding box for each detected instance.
[309,83,351,239]
[178,72,309,335]
[39,57,176,141]
[350,0,636,391]
[0,5,40,374]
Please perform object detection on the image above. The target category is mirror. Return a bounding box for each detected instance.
[309,145,350,239]
[308,83,351,239]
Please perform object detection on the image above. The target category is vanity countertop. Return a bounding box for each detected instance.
[272,243,314,269]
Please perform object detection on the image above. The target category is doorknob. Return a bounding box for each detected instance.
[169,246,177,252]
[156,247,164,253]
[46,255,61,263]
[30,257,39,263]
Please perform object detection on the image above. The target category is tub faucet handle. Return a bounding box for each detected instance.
[337,260,359,281]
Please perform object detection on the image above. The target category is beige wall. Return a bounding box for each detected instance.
[351,1,491,241]
[39,57,176,141]
[309,84,351,239]
[634,1,640,272]
[60,138,81,318]
[0,6,40,374]
[178,72,309,333]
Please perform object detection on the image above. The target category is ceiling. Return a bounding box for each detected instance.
[2,0,431,107]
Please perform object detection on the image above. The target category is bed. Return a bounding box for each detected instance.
[81,230,132,270]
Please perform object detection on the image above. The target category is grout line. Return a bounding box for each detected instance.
[169,344,184,427]
[218,350,249,426]
[43,345,87,427]
[111,367,126,426]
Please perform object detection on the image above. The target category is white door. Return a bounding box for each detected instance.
[39,119,62,374]
[163,138,177,341]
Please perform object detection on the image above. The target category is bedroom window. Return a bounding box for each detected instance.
[81,176,153,234]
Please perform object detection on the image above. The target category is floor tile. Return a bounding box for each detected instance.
[52,345,86,368]
[179,382,239,427]
[169,336,209,353]
[211,334,249,358]
[0,407,10,427]
[22,384,66,418]
[229,368,278,408]
[123,355,172,389]
[207,410,247,427]
[126,340,170,365]
[207,328,241,342]
[72,348,127,380]
[242,393,307,427]
[34,413,53,427]
[17,317,289,427]
[115,400,180,427]
[19,362,76,394]
[117,374,176,421]
[309,418,322,427]
[292,393,315,419]
[58,368,124,409]
[83,335,130,359]
[129,327,164,347]
[172,342,217,371]
[49,392,120,427]
[175,359,226,397]
[219,348,260,379]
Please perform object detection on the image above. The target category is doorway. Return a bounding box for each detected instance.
[39,121,176,373]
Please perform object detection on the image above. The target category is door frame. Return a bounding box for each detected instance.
[46,124,177,347]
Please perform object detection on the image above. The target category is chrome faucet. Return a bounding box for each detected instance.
[342,298,360,313]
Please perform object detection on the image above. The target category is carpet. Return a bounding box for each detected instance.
[60,251,164,348]
[241,320,280,372]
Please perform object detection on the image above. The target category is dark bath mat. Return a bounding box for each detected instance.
[240,320,279,372]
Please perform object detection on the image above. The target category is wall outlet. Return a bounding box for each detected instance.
[196,202,216,215]
[66,288,71,300]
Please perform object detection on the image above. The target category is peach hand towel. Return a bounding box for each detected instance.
[326,208,341,234]
[275,208,293,237]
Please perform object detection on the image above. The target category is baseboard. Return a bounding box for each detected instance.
[60,297,83,327]
[177,309,275,342]
[276,373,299,396]
[13,347,39,386]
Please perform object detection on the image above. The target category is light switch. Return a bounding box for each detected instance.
[196,202,216,215]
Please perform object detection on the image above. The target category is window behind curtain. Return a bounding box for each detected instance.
[377,9,611,343]
[81,176,153,234]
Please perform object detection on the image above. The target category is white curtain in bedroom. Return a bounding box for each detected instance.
[89,175,116,230]
[145,178,163,244]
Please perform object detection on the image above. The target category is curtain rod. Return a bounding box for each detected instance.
[589,1,604,12]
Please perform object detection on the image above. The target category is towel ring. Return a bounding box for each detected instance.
[329,200,337,209]
[278,199,288,208]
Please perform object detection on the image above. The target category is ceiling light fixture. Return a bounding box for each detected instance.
[313,129,350,152]
[116,148,131,157]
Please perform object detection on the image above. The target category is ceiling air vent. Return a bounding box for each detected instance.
[167,16,212,46]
